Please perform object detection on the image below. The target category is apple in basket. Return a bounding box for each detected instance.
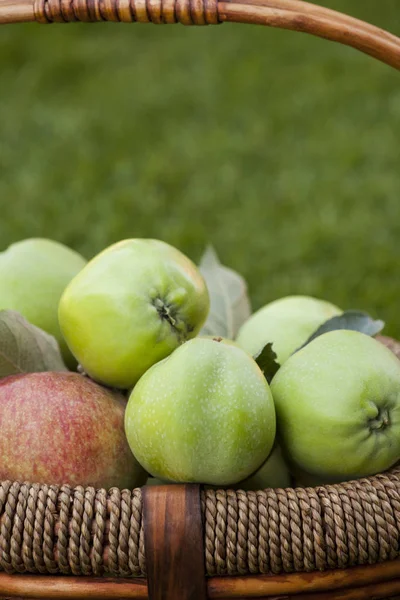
[236,295,342,365]
[59,239,210,389]
[146,444,292,490]
[124,336,276,486]
[232,443,291,490]
[0,371,146,489]
[0,238,87,369]
[270,330,400,484]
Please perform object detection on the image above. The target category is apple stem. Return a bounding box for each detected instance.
[369,408,391,431]
[153,298,178,327]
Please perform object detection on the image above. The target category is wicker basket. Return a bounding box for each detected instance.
[1,3,400,599]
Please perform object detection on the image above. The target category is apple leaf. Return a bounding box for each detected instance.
[254,343,280,384]
[199,245,251,339]
[0,310,68,379]
[296,310,385,353]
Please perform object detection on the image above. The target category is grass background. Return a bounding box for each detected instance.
[0,1,399,336]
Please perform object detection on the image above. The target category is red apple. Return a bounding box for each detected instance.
[0,372,146,489]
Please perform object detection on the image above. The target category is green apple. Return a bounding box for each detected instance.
[145,445,291,490]
[236,295,342,365]
[205,443,292,490]
[0,238,86,369]
[125,337,276,486]
[59,239,210,389]
[271,330,400,482]
[233,444,291,490]
[145,477,169,486]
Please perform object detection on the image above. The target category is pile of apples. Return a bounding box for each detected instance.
[1,237,400,491]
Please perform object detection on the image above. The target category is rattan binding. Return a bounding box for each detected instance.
[0,0,400,71]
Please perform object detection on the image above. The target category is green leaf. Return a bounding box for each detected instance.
[296,310,385,353]
[0,310,68,379]
[254,343,280,384]
[199,245,251,339]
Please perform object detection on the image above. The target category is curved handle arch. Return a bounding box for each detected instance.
[0,0,400,70]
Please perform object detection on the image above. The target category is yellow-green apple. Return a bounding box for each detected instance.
[0,372,146,488]
[271,330,400,483]
[236,295,342,365]
[0,238,86,368]
[59,239,209,389]
[124,337,276,486]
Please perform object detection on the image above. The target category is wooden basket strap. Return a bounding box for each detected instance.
[142,484,207,600]
[0,0,399,71]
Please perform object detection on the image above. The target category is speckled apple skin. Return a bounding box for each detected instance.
[271,330,400,481]
[146,444,291,490]
[125,338,276,486]
[0,372,146,488]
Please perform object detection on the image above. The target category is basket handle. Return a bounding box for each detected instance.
[0,0,399,70]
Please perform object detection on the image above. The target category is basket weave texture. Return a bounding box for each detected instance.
[1,466,400,578]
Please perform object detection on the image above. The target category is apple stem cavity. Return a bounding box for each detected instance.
[153,297,188,340]
[369,408,391,431]
[154,297,177,326]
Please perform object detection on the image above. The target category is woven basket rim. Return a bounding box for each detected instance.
[1,464,400,582]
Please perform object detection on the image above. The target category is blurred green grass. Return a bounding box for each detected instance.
[0,1,399,335]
